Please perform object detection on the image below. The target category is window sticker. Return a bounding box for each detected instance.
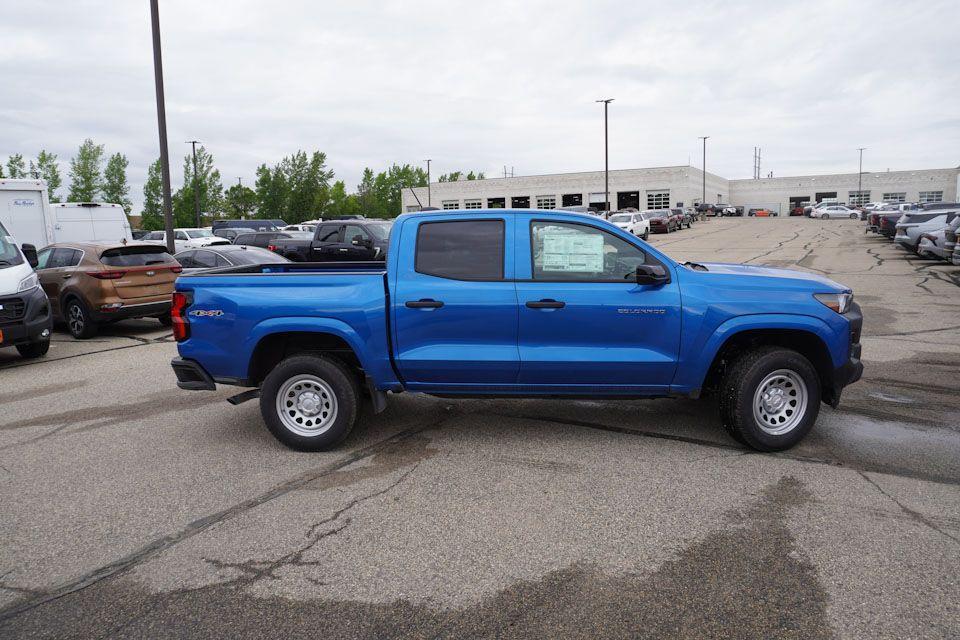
[541,232,604,272]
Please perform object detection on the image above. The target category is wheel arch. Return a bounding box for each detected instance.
[700,327,836,404]
[247,330,364,388]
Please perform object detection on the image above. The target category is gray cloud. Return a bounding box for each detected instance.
[1,0,957,214]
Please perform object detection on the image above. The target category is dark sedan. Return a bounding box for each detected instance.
[174,245,290,274]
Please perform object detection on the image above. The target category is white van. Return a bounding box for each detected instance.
[0,179,132,248]
[49,202,132,245]
[0,220,52,359]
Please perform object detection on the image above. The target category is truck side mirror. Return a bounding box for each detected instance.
[21,243,38,268]
[635,264,669,286]
[352,234,372,248]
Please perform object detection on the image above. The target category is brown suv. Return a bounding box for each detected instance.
[36,242,181,339]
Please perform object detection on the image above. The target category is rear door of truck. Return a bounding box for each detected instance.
[391,213,519,388]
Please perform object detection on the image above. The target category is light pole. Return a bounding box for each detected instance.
[698,136,709,209]
[857,147,866,206]
[596,99,613,211]
[186,140,201,227]
[149,0,175,254]
[425,159,432,207]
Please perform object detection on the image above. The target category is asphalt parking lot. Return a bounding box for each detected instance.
[1,217,958,638]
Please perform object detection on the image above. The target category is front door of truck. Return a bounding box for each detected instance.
[393,216,518,388]
[310,224,343,261]
[515,219,681,391]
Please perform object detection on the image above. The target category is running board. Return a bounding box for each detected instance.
[227,389,261,406]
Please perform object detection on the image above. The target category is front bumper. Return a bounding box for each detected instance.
[0,286,53,348]
[826,302,863,406]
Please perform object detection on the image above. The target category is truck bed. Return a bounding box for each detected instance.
[181,261,388,276]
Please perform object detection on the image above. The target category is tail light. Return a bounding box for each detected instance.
[267,244,277,252]
[87,270,126,279]
[170,266,183,274]
[171,291,192,341]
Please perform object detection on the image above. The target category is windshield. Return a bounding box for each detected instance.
[185,229,214,238]
[366,222,393,240]
[0,229,25,268]
[609,214,632,223]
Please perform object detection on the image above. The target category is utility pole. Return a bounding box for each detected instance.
[150,0,175,254]
[857,147,866,206]
[698,136,710,206]
[596,98,613,211]
[186,140,201,227]
[425,159,432,207]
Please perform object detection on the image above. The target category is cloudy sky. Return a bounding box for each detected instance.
[2,0,958,213]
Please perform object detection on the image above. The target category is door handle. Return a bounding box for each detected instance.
[62,273,71,279]
[526,299,565,309]
[338,248,349,252]
[405,299,444,309]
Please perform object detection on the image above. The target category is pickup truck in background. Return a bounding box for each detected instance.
[171,209,863,453]
[270,219,393,262]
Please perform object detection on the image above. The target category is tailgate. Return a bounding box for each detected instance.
[99,245,179,299]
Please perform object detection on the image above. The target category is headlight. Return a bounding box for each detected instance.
[17,272,39,293]
[814,292,853,314]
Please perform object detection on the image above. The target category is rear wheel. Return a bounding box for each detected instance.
[849,212,858,219]
[260,355,360,451]
[16,338,49,359]
[821,213,830,220]
[65,298,98,339]
[719,346,821,451]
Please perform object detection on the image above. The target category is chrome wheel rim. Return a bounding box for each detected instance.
[275,375,338,437]
[68,304,84,335]
[752,369,807,435]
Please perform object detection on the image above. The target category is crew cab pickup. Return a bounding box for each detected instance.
[270,219,393,262]
[171,209,863,452]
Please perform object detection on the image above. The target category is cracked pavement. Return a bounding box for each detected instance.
[0,217,958,638]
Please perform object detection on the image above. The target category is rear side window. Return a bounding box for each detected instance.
[101,246,176,267]
[415,220,504,281]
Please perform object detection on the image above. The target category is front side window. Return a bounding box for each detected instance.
[185,229,214,239]
[531,221,647,282]
[35,248,52,269]
[344,225,370,243]
[316,225,341,243]
[175,231,189,241]
[415,219,504,281]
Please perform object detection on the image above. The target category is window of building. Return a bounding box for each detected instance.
[415,220,504,281]
[530,221,648,282]
[919,191,943,203]
[511,196,530,208]
[588,192,609,211]
[882,192,906,203]
[487,197,505,209]
[561,193,583,207]
[442,200,459,210]
[617,191,640,210]
[464,199,482,209]
[646,190,670,209]
[848,191,870,206]
[536,195,557,210]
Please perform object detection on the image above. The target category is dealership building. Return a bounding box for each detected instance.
[401,165,960,214]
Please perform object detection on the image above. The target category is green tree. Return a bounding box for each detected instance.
[67,138,105,201]
[371,164,428,217]
[254,163,288,221]
[438,169,483,182]
[223,183,257,218]
[6,154,26,179]
[173,145,223,226]
[141,159,165,231]
[280,150,334,223]
[101,153,133,214]
[327,180,361,218]
[36,150,62,202]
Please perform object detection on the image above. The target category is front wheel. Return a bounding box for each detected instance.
[719,347,821,451]
[260,355,360,451]
[643,229,649,241]
[16,338,50,359]
[821,213,829,220]
[849,212,858,219]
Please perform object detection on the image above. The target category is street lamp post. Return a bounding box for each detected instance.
[698,136,710,210]
[425,159,432,208]
[857,147,866,206]
[186,140,201,227]
[149,0,175,254]
[596,99,614,211]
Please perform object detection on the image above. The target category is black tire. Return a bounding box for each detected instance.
[849,213,858,219]
[157,314,173,327]
[643,229,649,241]
[718,346,821,451]
[16,338,50,359]
[821,213,830,220]
[259,355,360,451]
[65,298,98,339]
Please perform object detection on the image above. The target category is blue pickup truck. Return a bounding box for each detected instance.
[171,209,862,452]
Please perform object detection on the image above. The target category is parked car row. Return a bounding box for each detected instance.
[865,201,960,265]
[608,208,697,237]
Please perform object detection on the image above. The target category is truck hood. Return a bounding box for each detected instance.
[694,262,848,292]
